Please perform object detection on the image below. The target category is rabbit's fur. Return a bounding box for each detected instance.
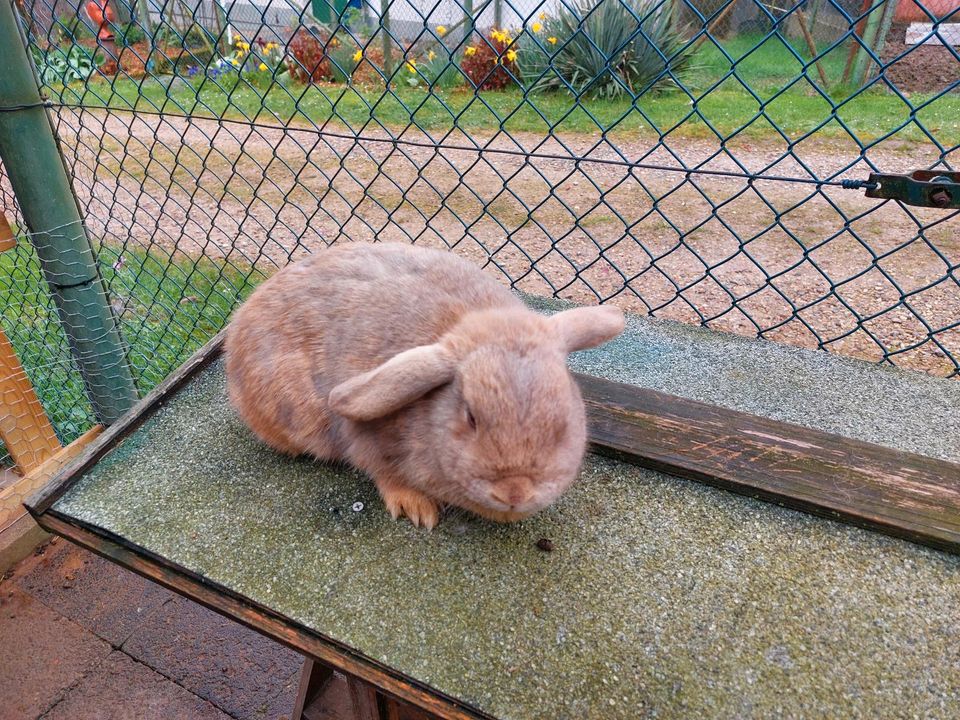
[225,243,625,529]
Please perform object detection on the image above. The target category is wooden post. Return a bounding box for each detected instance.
[862,0,897,83]
[850,0,887,87]
[347,675,382,720]
[0,210,14,253]
[291,659,334,719]
[0,325,61,474]
[796,9,830,88]
[0,424,101,569]
[689,0,738,53]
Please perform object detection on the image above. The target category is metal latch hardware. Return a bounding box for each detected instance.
[865,171,960,209]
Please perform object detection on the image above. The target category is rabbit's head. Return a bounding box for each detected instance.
[328,305,625,521]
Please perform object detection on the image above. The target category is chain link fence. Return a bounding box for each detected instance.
[0,0,958,482]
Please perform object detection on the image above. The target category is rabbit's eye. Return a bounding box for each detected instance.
[465,407,477,431]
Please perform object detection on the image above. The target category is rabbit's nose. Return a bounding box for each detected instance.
[492,478,534,508]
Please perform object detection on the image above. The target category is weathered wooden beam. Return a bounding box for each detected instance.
[1,425,101,531]
[575,373,960,553]
[0,425,102,571]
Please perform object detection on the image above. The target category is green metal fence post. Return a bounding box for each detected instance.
[0,0,138,425]
[380,0,392,79]
[465,0,474,37]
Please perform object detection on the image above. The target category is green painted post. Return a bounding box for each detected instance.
[465,0,474,38]
[850,0,888,87]
[380,0,393,79]
[0,0,138,425]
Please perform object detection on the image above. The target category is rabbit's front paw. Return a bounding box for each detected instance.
[378,483,440,530]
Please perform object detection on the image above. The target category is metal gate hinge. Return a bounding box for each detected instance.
[865,171,960,209]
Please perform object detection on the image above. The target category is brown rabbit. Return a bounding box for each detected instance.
[225,243,625,529]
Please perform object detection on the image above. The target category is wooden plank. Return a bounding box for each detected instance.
[0,324,62,473]
[347,674,383,720]
[292,659,334,720]
[32,511,496,720]
[1,426,102,532]
[0,211,14,253]
[574,373,960,553]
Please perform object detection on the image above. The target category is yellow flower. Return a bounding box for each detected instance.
[405,59,416,72]
[539,11,546,19]
[491,29,505,42]
[506,49,517,62]
[258,63,267,71]
[230,57,239,66]
[548,36,558,45]
[428,50,436,61]
[465,46,477,56]
[436,25,447,36]
[265,42,277,50]
[532,22,542,32]
[353,49,362,62]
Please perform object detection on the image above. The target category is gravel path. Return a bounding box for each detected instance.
[47,107,960,376]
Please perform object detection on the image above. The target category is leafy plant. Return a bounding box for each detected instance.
[524,0,692,99]
[286,27,332,83]
[460,29,519,91]
[118,22,146,47]
[32,44,99,85]
[328,42,362,83]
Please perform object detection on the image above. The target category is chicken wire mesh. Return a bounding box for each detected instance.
[0,0,958,477]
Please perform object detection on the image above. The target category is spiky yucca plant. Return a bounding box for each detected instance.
[524,0,691,99]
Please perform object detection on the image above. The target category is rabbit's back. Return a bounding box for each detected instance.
[225,242,520,457]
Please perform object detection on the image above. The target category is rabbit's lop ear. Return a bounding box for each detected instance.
[551,306,626,354]
[328,344,456,421]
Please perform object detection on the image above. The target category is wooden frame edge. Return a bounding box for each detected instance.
[26,330,228,514]
[35,510,493,720]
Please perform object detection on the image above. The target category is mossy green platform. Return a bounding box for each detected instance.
[49,352,960,719]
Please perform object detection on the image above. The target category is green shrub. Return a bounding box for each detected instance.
[118,22,147,47]
[522,0,692,99]
[328,42,361,83]
[31,44,99,85]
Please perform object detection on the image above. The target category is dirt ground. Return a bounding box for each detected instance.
[881,26,960,94]
[41,108,960,377]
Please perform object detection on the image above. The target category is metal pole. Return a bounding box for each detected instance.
[494,0,501,31]
[0,0,138,425]
[464,0,474,37]
[380,0,392,79]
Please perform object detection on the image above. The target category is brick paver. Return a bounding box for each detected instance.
[0,539,304,720]
[43,651,231,720]
[0,585,111,720]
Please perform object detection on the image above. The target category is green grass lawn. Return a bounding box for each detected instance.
[0,242,257,450]
[49,33,959,143]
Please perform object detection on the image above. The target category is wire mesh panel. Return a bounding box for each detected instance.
[0,0,958,463]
